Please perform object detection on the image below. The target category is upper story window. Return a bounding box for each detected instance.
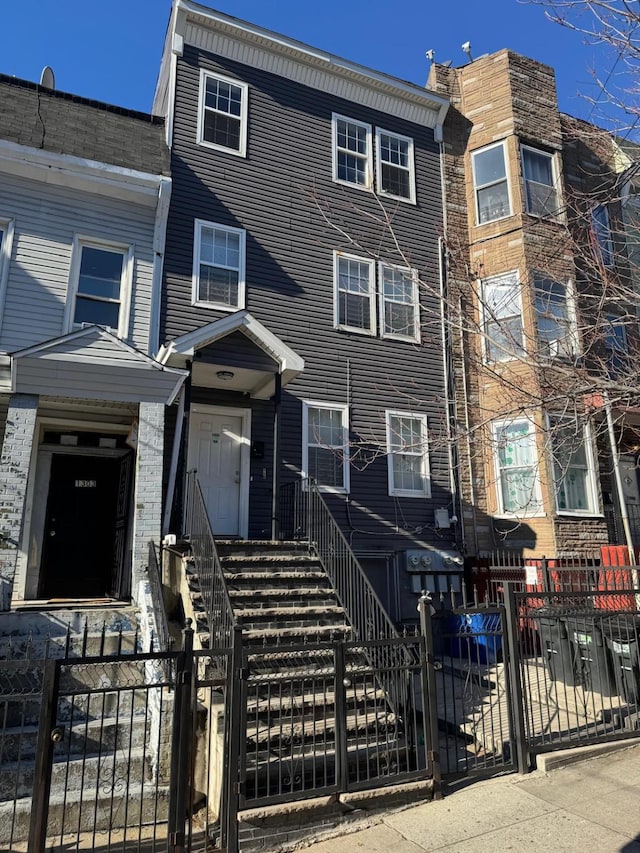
[334,253,376,334]
[380,264,419,341]
[197,70,248,157]
[302,401,350,493]
[472,142,511,224]
[493,418,543,516]
[332,115,372,188]
[480,271,524,362]
[603,314,628,378]
[192,220,246,312]
[376,129,415,202]
[522,145,559,218]
[592,204,614,267]
[68,239,132,338]
[549,416,598,514]
[386,411,431,497]
[534,276,576,359]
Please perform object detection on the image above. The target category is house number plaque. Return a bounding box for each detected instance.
[75,480,97,488]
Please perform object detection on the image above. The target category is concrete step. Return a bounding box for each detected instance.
[215,540,311,558]
[243,624,352,644]
[222,554,322,570]
[249,710,399,747]
[246,685,388,716]
[225,571,329,585]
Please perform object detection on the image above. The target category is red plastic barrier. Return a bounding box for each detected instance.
[596,546,638,610]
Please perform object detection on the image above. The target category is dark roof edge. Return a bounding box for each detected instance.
[0,73,164,126]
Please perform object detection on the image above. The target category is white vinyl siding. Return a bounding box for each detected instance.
[493,419,543,516]
[334,253,375,334]
[380,264,419,342]
[197,70,248,157]
[0,172,156,353]
[375,129,415,203]
[534,276,576,358]
[386,411,430,497]
[332,115,372,189]
[522,145,560,218]
[549,417,599,515]
[192,221,246,311]
[472,142,511,224]
[481,271,524,361]
[302,401,349,493]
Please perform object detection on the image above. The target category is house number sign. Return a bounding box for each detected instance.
[75,480,97,488]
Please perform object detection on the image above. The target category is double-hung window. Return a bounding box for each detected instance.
[534,276,576,358]
[549,416,598,514]
[198,70,248,156]
[376,129,415,202]
[603,314,627,378]
[68,239,132,337]
[302,401,350,493]
[522,145,559,218]
[592,204,614,267]
[192,220,245,311]
[472,142,510,224]
[334,253,375,333]
[386,411,430,497]
[493,419,543,515]
[332,115,372,188]
[481,272,524,361]
[380,264,419,341]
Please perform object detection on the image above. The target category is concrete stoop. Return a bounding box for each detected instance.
[237,779,436,852]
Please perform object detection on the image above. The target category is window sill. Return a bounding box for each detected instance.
[192,300,243,313]
[555,511,604,519]
[332,178,374,193]
[378,190,416,206]
[474,211,515,228]
[494,512,547,520]
[336,324,377,337]
[389,490,431,499]
[381,332,421,345]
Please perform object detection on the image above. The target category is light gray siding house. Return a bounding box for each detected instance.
[0,75,186,612]
[154,2,457,621]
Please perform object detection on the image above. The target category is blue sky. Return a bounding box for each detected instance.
[0,0,613,125]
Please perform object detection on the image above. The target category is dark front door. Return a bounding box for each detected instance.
[40,454,125,599]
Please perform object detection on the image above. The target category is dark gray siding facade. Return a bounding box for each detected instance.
[163,44,455,614]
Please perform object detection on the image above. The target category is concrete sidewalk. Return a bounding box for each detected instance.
[301,744,640,853]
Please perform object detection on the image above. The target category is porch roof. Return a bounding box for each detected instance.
[11,326,188,404]
[157,311,304,399]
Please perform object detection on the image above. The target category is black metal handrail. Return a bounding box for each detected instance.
[183,471,238,649]
[280,479,400,642]
[147,541,171,652]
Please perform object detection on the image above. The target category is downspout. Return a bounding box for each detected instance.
[271,371,282,541]
[604,393,639,594]
[148,177,172,356]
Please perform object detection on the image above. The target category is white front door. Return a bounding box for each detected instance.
[188,407,249,537]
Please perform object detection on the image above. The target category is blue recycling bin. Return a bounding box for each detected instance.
[447,612,503,664]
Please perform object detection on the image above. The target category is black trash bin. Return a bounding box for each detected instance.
[533,607,577,686]
[564,613,616,697]
[601,615,640,704]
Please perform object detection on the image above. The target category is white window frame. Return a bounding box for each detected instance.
[333,252,376,335]
[332,114,373,190]
[197,69,248,157]
[592,204,614,267]
[547,415,600,516]
[375,128,416,203]
[192,220,246,312]
[0,218,15,331]
[534,275,578,359]
[64,236,133,338]
[379,263,420,343]
[480,271,524,362]
[385,410,431,498]
[521,144,561,219]
[492,418,544,517]
[302,400,350,494]
[471,141,512,225]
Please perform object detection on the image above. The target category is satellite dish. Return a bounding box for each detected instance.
[39,66,55,89]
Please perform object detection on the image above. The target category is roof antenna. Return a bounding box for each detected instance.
[461,41,473,62]
[39,66,55,89]
[425,49,436,64]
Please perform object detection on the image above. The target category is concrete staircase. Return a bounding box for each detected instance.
[0,607,171,846]
[189,540,410,805]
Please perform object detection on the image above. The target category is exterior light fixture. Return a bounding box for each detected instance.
[216,370,235,381]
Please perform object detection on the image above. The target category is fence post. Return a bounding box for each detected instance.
[28,658,60,852]
[333,641,349,792]
[168,620,194,853]
[418,594,442,797]
[222,625,243,853]
[541,556,551,595]
[502,584,529,774]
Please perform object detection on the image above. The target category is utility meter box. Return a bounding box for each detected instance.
[403,547,464,598]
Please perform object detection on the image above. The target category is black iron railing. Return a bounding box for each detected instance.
[280,479,399,642]
[604,503,640,548]
[183,470,238,649]
[147,541,171,652]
